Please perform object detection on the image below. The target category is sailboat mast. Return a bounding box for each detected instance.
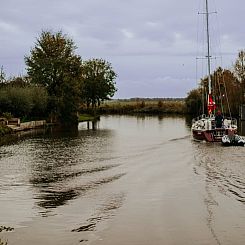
[205,0,212,95]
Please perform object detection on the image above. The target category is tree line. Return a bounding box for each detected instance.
[0,31,117,125]
[1,30,244,122]
[185,50,245,116]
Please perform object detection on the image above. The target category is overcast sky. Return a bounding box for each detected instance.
[0,0,244,98]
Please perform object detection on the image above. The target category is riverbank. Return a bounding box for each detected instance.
[6,120,46,132]
[0,119,48,137]
[0,125,12,136]
[0,114,100,137]
[0,102,187,137]
[78,114,100,122]
[98,99,187,115]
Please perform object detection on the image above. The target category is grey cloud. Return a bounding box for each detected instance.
[0,0,244,97]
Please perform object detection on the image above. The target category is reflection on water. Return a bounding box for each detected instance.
[193,143,245,203]
[35,173,125,212]
[0,115,188,218]
[72,192,125,232]
[27,128,125,215]
[1,115,245,245]
[193,142,245,244]
[0,122,125,218]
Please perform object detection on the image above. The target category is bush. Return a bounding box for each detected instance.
[0,125,12,136]
[0,85,48,119]
[2,112,13,120]
[158,100,163,108]
[185,89,202,115]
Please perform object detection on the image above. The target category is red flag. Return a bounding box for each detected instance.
[207,94,216,114]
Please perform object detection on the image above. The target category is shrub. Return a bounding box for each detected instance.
[0,125,12,136]
[0,85,48,119]
[158,100,163,108]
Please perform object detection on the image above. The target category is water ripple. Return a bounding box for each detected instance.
[72,192,125,234]
[193,143,245,203]
[30,164,120,185]
[35,173,126,211]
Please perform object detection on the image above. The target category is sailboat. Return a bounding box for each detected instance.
[191,0,238,143]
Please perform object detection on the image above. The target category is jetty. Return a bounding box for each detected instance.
[1,118,46,132]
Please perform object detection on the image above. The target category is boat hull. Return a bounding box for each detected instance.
[192,128,231,142]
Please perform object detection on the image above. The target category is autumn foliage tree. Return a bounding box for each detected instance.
[211,68,241,115]
[189,66,242,116]
[234,50,245,103]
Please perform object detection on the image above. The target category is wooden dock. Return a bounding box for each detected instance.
[7,120,46,132]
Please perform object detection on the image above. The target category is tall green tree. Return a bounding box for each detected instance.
[82,58,117,109]
[25,30,83,124]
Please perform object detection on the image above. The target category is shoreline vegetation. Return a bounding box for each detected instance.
[0,98,187,137]
[0,30,117,129]
[0,30,243,136]
[78,114,100,122]
[98,98,186,115]
[0,125,12,136]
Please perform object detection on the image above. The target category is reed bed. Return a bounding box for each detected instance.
[98,99,187,115]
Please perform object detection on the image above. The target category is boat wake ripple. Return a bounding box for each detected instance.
[169,135,191,142]
[35,173,126,212]
[193,144,245,204]
[30,164,120,185]
[71,192,125,240]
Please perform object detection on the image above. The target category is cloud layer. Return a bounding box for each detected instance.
[0,0,244,98]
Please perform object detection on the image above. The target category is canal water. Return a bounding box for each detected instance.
[1,115,245,245]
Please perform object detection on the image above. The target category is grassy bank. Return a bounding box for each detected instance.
[98,99,187,115]
[78,114,100,122]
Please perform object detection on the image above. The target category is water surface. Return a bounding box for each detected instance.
[1,115,245,245]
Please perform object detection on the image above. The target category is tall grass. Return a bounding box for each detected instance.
[99,99,187,115]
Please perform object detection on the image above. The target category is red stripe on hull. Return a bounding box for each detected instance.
[192,129,227,142]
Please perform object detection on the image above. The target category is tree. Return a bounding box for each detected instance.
[5,76,30,87]
[220,69,241,116]
[189,67,241,116]
[185,88,202,115]
[186,51,245,116]
[82,58,117,109]
[208,67,241,116]
[25,30,83,124]
[234,50,245,103]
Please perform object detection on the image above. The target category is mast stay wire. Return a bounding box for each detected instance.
[196,0,232,118]
[212,0,232,119]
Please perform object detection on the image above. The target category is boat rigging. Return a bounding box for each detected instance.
[191,0,243,145]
